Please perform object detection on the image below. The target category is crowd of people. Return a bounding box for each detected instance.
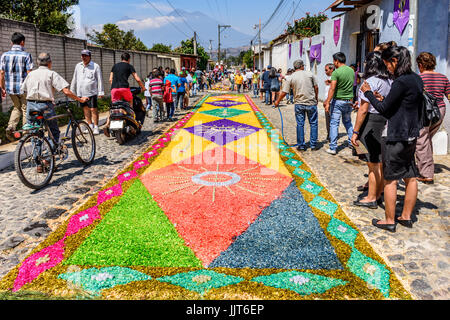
[2,31,450,234]
[0,32,222,143]
[272,41,449,233]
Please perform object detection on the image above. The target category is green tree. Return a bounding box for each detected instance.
[150,43,172,53]
[174,38,210,71]
[0,0,79,35]
[243,50,254,69]
[88,23,148,51]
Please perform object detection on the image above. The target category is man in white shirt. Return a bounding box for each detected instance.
[245,70,253,91]
[70,49,104,135]
[21,52,88,150]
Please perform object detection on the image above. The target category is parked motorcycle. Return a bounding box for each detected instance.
[108,87,146,145]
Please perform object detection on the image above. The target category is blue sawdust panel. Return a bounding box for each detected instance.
[209,182,343,270]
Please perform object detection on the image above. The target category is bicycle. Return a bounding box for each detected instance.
[14,100,96,190]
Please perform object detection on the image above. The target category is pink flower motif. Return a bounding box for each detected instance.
[152,143,164,150]
[97,184,123,205]
[159,137,170,143]
[64,207,101,238]
[133,158,149,170]
[117,170,138,184]
[144,150,158,159]
[13,239,65,292]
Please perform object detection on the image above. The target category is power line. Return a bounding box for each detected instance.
[250,0,286,43]
[165,0,195,33]
[142,0,190,38]
[163,0,208,48]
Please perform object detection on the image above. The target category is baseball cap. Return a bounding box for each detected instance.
[81,49,91,56]
[267,65,272,69]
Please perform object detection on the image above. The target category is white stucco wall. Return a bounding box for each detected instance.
[271,42,288,73]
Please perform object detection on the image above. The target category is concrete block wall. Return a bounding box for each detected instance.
[0,18,187,112]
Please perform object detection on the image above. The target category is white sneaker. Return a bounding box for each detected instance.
[325,148,337,155]
[93,126,100,135]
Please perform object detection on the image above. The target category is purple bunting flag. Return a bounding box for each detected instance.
[333,19,341,46]
[393,0,410,35]
[309,43,322,64]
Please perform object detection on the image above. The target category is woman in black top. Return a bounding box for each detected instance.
[361,46,423,232]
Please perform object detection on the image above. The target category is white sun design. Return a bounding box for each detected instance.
[153,164,284,203]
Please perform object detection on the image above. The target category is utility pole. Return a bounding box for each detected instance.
[291,1,296,25]
[193,31,198,56]
[253,19,262,70]
[209,40,213,71]
[218,24,231,64]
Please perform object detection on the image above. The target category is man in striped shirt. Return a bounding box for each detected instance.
[149,69,164,123]
[416,52,450,183]
[0,32,33,141]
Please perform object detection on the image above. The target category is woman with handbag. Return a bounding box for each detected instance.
[415,52,450,184]
[360,46,423,232]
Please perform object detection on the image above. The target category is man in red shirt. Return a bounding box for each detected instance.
[104,52,145,136]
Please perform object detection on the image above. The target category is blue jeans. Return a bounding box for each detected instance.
[27,101,60,144]
[253,84,259,97]
[27,101,60,157]
[264,88,272,104]
[166,102,175,119]
[289,89,294,103]
[295,104,318,149]
[329,99,354,151]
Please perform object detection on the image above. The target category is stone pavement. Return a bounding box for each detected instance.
[0,98,202,279]
[254,95,450,300]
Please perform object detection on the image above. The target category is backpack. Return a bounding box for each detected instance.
[270,76,280,92]
[419,90,441,128]
[163,80,173,103]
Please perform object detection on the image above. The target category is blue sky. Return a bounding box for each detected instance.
[75,0,333,48]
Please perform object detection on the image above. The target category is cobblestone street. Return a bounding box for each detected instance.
[256,97,450,300]
[0,92,448,300]
[0,103,197,279]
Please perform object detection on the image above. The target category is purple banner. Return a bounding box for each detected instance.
[299,40,303,57]
[333,19,341,45]
[393,0,410,34]
[309,43,322,64]
[289,43,292,59]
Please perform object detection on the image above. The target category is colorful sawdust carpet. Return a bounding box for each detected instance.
[0,94,412,300]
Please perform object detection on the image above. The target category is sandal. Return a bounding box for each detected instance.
[357,184,369,192]
[417,177,434,184]
[395,217,413,228]
[372,219,396,233]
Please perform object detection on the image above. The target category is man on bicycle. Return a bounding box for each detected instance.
[21,52,89,152]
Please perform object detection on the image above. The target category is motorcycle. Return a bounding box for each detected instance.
[108,87,146,145]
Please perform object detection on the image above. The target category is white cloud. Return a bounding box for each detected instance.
[116,16,184,31]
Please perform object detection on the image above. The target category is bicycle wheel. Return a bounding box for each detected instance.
[15,133,55,190]
[72,120,96,165]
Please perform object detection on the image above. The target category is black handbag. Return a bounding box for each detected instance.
[420,90,441,128]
